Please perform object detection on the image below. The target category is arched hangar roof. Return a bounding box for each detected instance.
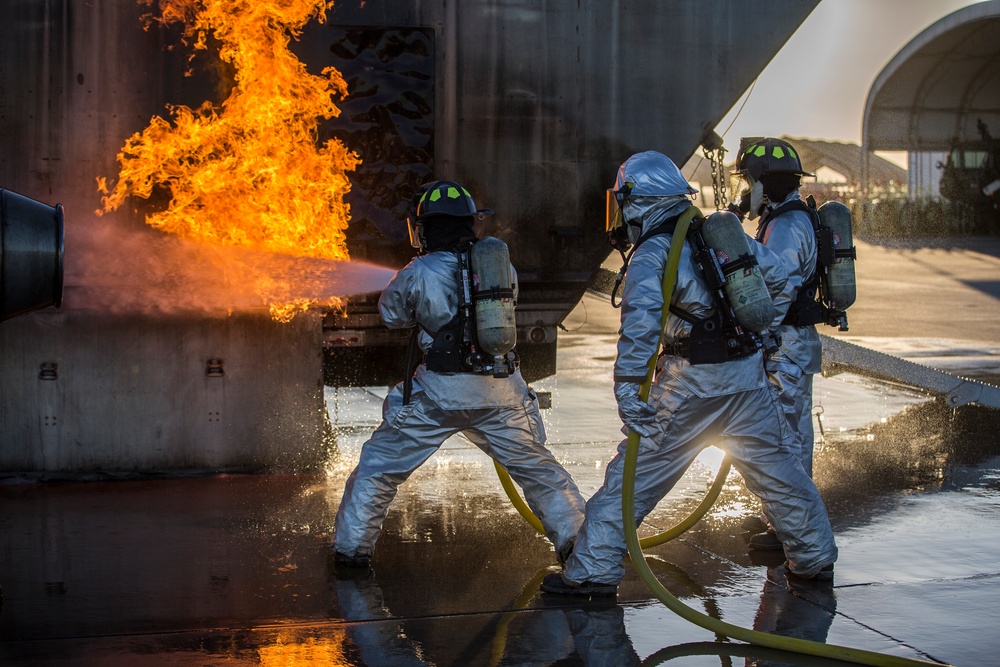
[863,0,1000,153]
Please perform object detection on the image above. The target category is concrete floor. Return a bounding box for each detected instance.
[2,238,1000,666]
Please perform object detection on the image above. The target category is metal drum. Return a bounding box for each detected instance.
[1,188,65,321]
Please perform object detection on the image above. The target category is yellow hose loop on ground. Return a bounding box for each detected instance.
[637,457,732,549]
[621,207,948,667]
[641,641,917,665]
[494,456,730,548]
[623,432,942,666]
[494,460,546,534]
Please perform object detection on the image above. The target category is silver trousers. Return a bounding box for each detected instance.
[767,358,816,477]
[334,384,585,558]
[564,382,837,584]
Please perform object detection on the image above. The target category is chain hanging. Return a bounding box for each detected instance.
[704,144,729,210]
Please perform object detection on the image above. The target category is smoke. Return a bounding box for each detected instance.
[62,214,395,317]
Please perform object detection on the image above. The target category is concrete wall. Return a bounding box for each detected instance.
[0,309,329,477]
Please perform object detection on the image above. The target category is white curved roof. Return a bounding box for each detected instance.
[863,1,1000,152]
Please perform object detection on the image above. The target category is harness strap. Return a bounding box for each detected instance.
[472,287,515,301]
[611,213,684,308]
[757,199,824,328]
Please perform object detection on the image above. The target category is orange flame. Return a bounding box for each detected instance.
[98,0,360,320]
[257,630,352,666]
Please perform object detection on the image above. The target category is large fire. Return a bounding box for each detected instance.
[97,0,360,321]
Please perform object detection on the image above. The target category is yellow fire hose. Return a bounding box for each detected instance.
[497,205,948,666]
[494,205,730,549]
[494,457,731,549]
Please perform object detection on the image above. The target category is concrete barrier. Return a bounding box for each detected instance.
[0,309,331,477]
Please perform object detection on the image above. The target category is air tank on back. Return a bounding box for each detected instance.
[470,236,517,371]
[816,200,857,312]
[699,210,775,332]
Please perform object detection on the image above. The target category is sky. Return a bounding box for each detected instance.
[714,0,989,160]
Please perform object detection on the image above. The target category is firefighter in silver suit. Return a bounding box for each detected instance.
[733,137,823,551]
[332,180,585,569]
[541,152,837,596]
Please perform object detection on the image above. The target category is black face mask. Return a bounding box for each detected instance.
[607,222,631,252]
[759,172,801,203]
[423,216,477,252]
[737,189,752,215]
[607,184,634,252]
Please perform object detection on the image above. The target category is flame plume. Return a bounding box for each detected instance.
[98,0,360,320]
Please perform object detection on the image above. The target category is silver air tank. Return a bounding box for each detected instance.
[700,210,775,332]
[470,236,517,371]
[816,201,857,313]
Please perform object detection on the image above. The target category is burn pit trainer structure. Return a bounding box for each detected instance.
[0,0,819,475]
[309,1,818,386]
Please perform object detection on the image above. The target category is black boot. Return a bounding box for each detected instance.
[748,528,784,551]
[540,572,617,597]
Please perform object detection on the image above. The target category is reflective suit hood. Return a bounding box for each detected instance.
[622,196,692,244]
[615,151,696,245]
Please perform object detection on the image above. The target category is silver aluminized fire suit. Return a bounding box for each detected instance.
[562,196,837,584]
[757,192,822,476]
[333,248,585,562]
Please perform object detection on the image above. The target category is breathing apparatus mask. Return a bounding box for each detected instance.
[732,137,813,221]
[606,182,640,252]
[606,151,698,252]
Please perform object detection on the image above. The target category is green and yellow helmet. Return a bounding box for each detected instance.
[408,180,494,251]
[415,180,494,220]
[734,138,814,182]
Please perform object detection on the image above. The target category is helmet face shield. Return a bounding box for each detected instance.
[731,171,751,202]
[606,186,637,251]
[605,188,622,233]
[407,215,424,250]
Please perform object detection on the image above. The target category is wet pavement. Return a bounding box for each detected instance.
[3,238,1000,666]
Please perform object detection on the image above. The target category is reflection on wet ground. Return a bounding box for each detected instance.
[7,230,1000,667]
[3,348,999,665]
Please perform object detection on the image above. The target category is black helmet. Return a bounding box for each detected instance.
[734,138,814,182]
[415,180,494,220]
[407,180,493,252]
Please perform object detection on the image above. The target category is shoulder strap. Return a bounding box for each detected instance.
[632,215,680,248]
[610,208,694,308]
[770,198,812,219]
[775,197,825,327]
[637,205,701,399]
[756,198,817,242]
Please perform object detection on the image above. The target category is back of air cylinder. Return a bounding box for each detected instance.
[816,201,857,311]
[700,211,775,332]
[470,236,517,359]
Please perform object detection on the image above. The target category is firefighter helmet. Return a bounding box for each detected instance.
[408,180,493,251]
[734,138,814,182]
[415,180,494,220]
